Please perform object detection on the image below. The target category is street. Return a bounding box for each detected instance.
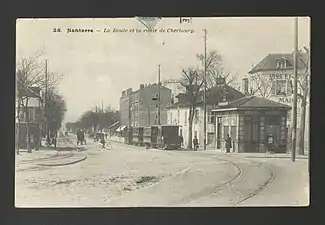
[15,135,309,207]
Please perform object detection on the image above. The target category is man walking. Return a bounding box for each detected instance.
[193,136,199,151]
[225,134,232,153]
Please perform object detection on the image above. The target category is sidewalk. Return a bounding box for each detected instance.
[200,149,308,160]
[16,134,87,169]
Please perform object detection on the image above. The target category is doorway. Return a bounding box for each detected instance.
[243,116,259,152]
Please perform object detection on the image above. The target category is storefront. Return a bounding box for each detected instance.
[212,96,290,153]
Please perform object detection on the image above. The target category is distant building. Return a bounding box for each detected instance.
[248,51,310,149]
[166,80,245,148]
[119,83,172,128]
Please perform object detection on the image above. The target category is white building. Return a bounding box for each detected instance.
[248,52,310,150]
[166,84,245,149]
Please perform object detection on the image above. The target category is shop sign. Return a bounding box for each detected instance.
[269,73,292,80]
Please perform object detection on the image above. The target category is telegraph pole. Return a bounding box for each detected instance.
[158,64,161,126]
[101,101,104,132]
[203,29,207,150]
[45,60,49,143]
[291,17,298,162]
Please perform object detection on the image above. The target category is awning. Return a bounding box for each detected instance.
[116,125,126,132]
[108,121,120,129]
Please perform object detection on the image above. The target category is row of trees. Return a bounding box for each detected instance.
[66,106,119,134]
[16,49,67,154]
[165,50,239,149]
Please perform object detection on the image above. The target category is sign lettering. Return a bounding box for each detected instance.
[269,73,292,80]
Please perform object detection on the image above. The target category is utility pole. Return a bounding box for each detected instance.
[158,64,161,126]
[291,17,298,162]
[203,29,207,150]
[45,60,49,143]
[101,101,104,132]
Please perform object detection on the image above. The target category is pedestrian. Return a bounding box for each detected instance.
[52,135,57,148]
[225,134,232,153]
[180,135,184,147]
[193,136,199,151]
[76,130,82,145]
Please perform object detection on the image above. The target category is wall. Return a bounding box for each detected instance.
[214,112,238,153]
[167,106,215,148]
[119,96,130,126]
[132,84,172,127]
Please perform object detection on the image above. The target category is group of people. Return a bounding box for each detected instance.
[191,134,233,152]
[76,130,86,145]
[88,131,108,148]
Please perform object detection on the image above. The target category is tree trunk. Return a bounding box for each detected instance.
[298,95,307,155]
[25,99,32,153]
[16,100,21,155]
[187,107,194,149]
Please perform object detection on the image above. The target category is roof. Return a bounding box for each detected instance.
[167,84,245,109]
[249,52,307,74]
[212,95,290,111]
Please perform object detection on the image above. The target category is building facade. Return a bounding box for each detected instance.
[119,83,172,128]
[166,83,245,148]
[212,95,290,153]
[248,52,310,150]
[16,86,42,149]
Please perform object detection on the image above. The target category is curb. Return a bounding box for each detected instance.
[37,155,87,167]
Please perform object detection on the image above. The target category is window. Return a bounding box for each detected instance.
[194,130,198,137]
[276,60,288,69]
[184,111,188,125]
[177,109,180,124]
[208,112,215,124]
[195,109,199,124]
[230,126,236,140]
[287,80,293,94]
[170,112,173,124]
[224,126,229,139]
[272,80,287,96]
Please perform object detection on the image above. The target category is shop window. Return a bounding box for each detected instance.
[224,126,229,139]
[230,126,236,140]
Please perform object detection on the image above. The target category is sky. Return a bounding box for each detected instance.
[16,17,310,122]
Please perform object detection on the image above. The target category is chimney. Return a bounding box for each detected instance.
[127,88,133,95]
[140,84,144,89]
[242,78,249,95]
[216,77,226,85]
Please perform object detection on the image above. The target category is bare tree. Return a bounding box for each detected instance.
[249,70,275,99]
[196,50,240,93]
[166,67,203,149]
[16,49,62,154]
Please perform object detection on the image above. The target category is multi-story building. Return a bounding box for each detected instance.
[119,83,172,128]
[16,86,43,149]
[166,80,245,148]
[248,51,310,149]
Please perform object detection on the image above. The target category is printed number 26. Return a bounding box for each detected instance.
[53,28,61,32]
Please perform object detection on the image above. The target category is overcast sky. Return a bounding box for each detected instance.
[16,17,310,122]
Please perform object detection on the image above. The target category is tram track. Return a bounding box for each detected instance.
[231,160,276,206]
[177,154,276,206]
